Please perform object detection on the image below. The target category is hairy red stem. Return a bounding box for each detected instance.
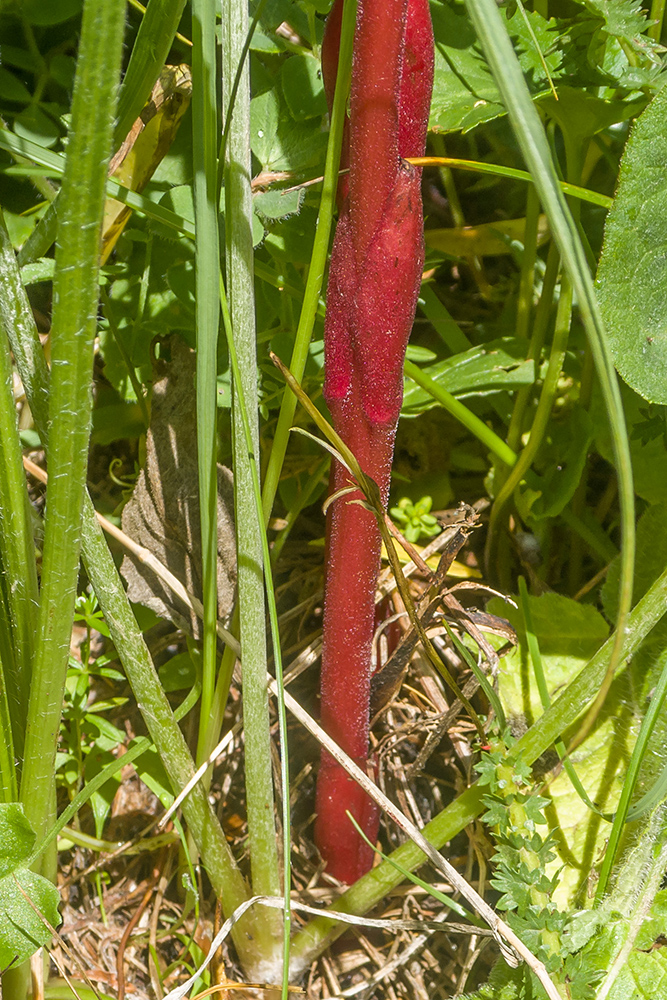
[315,0,434,882]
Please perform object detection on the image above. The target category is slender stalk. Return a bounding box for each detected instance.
[486,275,573,569]
[4,232,260,982]
[221,0,282,953]
[114,0,188,148]
[289,561,667,969]
[20,0,125,855]
[260,0,356,523]
[465,0,635,747]
[220,278,291,992]
[0,212,39,768]
[191,0,222,768]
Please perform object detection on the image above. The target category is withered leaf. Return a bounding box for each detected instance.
[121,336,236,639]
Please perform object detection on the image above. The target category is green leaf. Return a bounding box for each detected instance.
[254,186,304,221]
[23,0,83,25]
[14,106,61,149]
[0,805,35,878]
[0,868,61,968]
[429,0,505,133]
[602,503,667,650]
[540,86,645,144]
[250,88,328,171]
[489,592,609,730]
[281,54,327,121]
[0,805,61,966]
[593,383,667,504]
[518,406,593,520]
[596,86,667,404]
[83,747,122,838]
[158,651,197,692]
[0,68,31,104]
[401,338,535,415]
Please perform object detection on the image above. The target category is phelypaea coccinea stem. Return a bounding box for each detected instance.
[315,0,434,883]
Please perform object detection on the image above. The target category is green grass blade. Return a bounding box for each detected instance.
[19,0,126,855]
[261,0,357,523]
[220,277,292,995]
[220,0,283,966]
[518,577,603,819]
[595,648,667,900]
[191,0,222,770]
[0,212,40,767]
[464,0,634,732]
[115,0,188,148]
[3,157,257,977]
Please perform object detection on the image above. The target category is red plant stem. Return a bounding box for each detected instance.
[315,0,433,884]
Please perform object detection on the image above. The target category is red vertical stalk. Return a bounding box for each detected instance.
[315,0,434,883]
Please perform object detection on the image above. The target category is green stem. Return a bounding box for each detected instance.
[486,274,573,568]
[649,0,666,40]
[114,0,189,148]
[191,0,222,768]
[0,213,39,773]
[220,0,282,958]
[220,277,291,992]
[596,648,667,901]
[20,0,125,857]
[261,0,356,524]
[506,242,560,455]
[465,0,635,753]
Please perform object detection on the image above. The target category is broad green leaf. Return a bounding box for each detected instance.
[250,88,328,172]
[263,205,317,264]
[602,503,667,652]
[401,338,535,416]
[540,86,645,144]
[254,187,304,222]
[0,868,61,968]
[593,383,667,504]
[0,68,31,104]
[281,55,327,121]
[159,651,197,692]
[23,0,82,25]
[596,85,667,404]
[490,593,621,905]
[0,804,35,878]
[0,805,62,966]
[429,0,505,133]
[14,106,61,149]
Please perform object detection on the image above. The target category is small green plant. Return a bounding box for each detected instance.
[389,494,441,543]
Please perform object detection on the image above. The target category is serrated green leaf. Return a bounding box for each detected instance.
[0,805,35,878]
[596,86,667,404]
[254,186,304,221]
[0,867,61,967]
[429,0,505,133]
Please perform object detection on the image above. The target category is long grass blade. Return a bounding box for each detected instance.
[19,0,126,857]
[191,0,222,770]
[464,0,635,749]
